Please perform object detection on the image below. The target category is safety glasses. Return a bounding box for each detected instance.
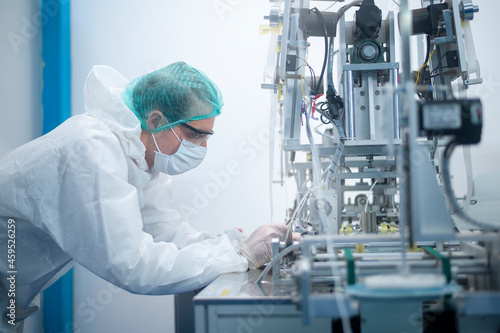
[180,123,214,145]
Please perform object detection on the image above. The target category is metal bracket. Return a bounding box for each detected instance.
[435,10,455,45]
[261,83,279,93]
[464,77,483,87]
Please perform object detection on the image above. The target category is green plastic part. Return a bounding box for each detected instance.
[423,246,452,283]
[344,248,356,285]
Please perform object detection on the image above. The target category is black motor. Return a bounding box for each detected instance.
[354,0,382,41]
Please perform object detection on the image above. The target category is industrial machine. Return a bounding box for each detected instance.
[194,1,500,332]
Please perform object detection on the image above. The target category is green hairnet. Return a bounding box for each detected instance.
[121,62,223,133]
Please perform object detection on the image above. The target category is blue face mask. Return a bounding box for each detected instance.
[152,129,207,175]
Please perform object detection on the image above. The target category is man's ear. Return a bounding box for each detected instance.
[146,110,164,131]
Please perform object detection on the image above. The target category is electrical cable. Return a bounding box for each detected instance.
[415,48,435,86]
[327,39,334,89]
[314,122,344,188]
[337,0,363,19]
[286,191,312,226]
[299,175,313,197]
[423,52,450,88]
[320,114,331,124]
[315,107,345,171]
[314,123,334,141]
[442,140,499,231]
[364,180,378,212]
[326,38,344,119]
[303,98,322,188]
[311,8,329,96]
[325,120,345,189]
[300,53,310,99]
[327,38,338,90]
[296,59,317,89]
[430,137,439,161]
[317,102,331,124]
[324,1,364,120]
[416,35,433,96]
[325,0,363,118]
[285,190,313,241]
[322,1,341,12]
[314,106,334,123]
[319,101,329,111]
[417,35,434,102]
[423,35,432,76]
[315,104,346,178]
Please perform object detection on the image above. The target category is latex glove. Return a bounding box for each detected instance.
[240,223,301,269]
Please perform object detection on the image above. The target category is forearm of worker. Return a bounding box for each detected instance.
[142,209,244,251]
[140,175,219,248]
[140,175,246,251]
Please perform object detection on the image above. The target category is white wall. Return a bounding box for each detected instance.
[0,1,43,332]
[0,0,43,155]
[447,0,500,195]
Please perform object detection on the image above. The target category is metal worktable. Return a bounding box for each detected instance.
[193,270,333,333]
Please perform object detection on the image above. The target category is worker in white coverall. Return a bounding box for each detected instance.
[0,62,298,332]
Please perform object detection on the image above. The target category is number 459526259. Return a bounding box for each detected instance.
[7,219,15,270]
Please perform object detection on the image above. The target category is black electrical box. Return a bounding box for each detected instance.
[418,99,483,144]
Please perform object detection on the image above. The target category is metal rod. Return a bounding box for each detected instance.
[398,0,413,275]
[344,70,355,139]
[391,68,400,139]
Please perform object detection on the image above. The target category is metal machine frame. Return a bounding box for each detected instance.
[194,1,500,332]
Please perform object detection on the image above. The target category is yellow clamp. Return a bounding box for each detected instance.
[408,242,419,252]
[339,223,353,235]
[381,223,388,234]
[381,222,398,234]
[259,25,282,35]
[259,25,271,34]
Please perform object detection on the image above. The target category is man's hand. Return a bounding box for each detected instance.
[240,223,301,269]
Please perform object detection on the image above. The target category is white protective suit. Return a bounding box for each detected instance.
[0,66,248,329]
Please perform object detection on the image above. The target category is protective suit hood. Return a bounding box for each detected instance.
[84,65,147,168]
